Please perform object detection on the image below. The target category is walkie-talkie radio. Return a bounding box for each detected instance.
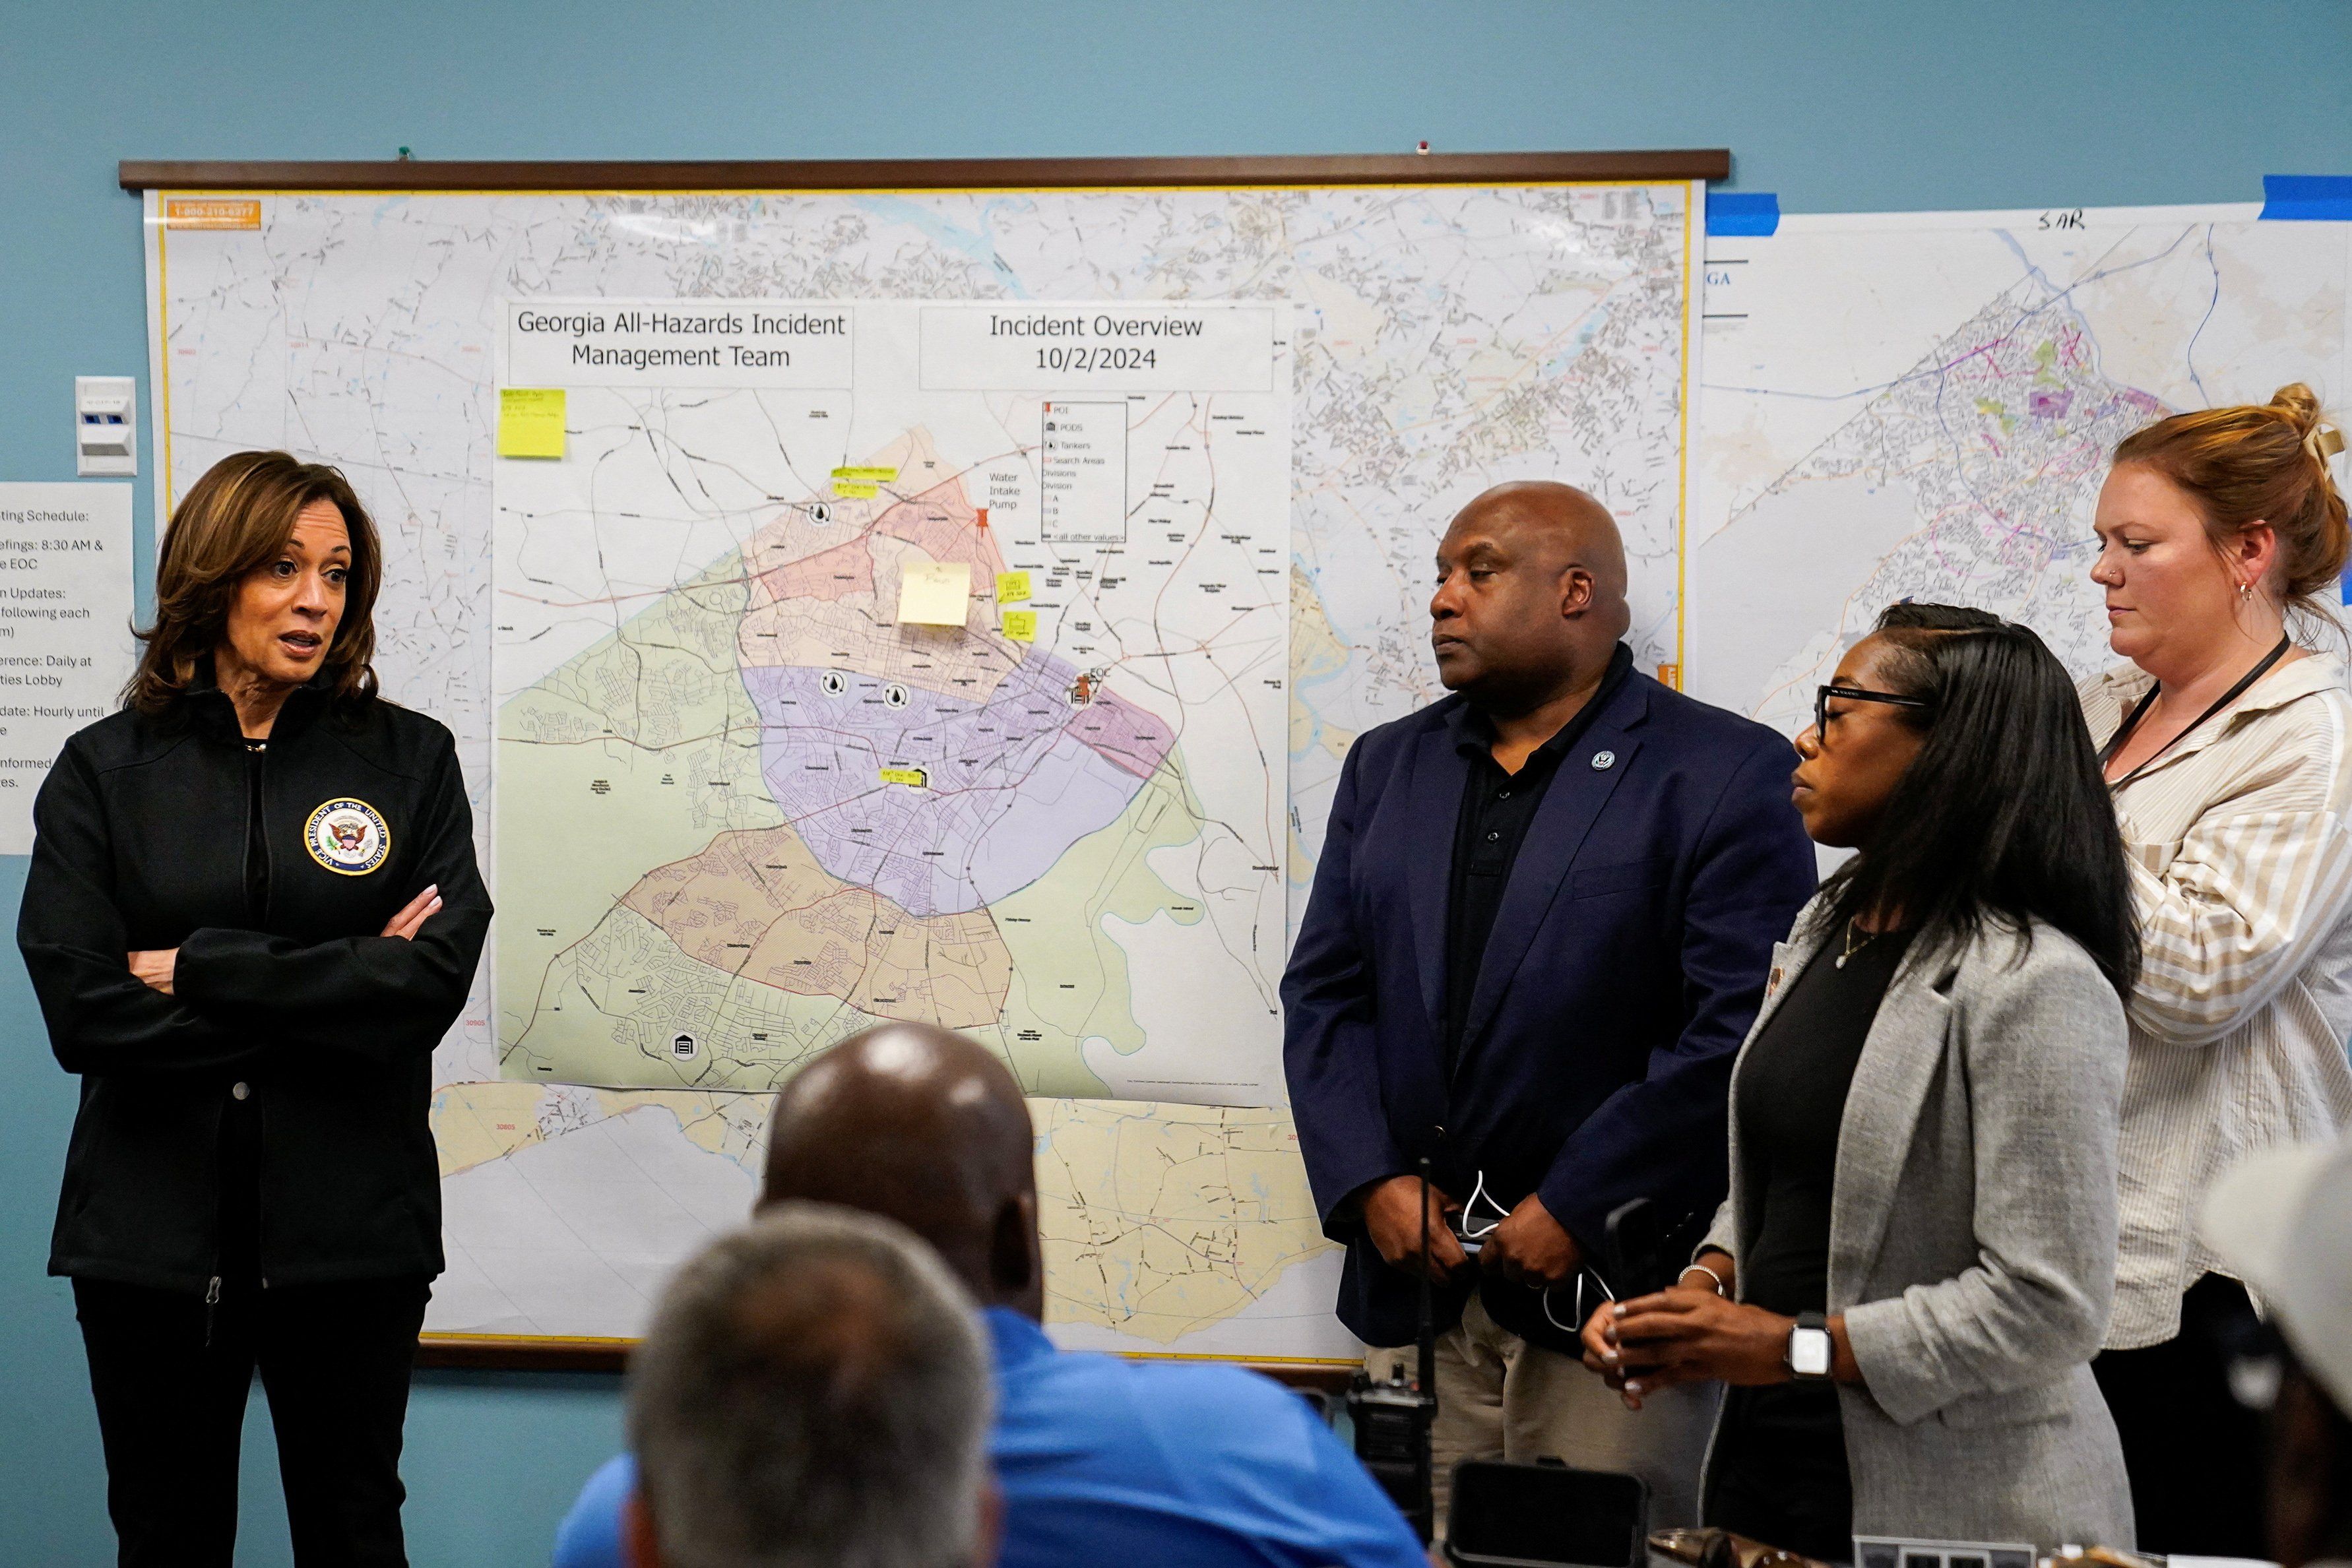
[1346,1156,1440,1543]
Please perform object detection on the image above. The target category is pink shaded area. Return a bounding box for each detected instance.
[751,536,874,606]
[873,477,1004,577]
[1067,687,1176,782]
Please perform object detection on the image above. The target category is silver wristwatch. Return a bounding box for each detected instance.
[1786,1311,1833,1380]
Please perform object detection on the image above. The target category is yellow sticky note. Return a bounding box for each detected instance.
[833,480,878,500]
[879,767,927,788]
[996,571,1031,605]
[498,388,566,458]
[1001,610,1037,643]
[832,466,899,484]
[897,561,972,626]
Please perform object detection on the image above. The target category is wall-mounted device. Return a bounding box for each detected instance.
[75,377,137,478]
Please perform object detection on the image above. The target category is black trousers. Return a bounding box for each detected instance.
[73,1274,432,1568]
[1707,1381,1854,1563]
[2092,1273,2268,1557]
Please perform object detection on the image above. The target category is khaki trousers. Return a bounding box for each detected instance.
[1368,1292,1719,1540]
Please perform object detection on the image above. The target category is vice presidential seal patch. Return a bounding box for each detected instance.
[305,798,391,875]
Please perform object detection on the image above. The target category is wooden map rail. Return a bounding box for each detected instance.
[416,1333,1357,1391]
[121,150,1729,192]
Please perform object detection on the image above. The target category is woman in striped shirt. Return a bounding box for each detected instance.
[2083,384,2352,1555]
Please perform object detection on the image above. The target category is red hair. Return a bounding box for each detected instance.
[2113,383,2349,623]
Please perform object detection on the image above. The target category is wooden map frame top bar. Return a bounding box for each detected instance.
[121,150,1729,192]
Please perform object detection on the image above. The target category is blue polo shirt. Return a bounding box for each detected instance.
[554,1307,1426,1568]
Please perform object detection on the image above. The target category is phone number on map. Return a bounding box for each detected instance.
[1034,346,1157,373]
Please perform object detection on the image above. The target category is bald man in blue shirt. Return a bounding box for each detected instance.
[553,1024,1426,1568]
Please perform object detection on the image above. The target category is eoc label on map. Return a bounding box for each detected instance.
[0,484,134,855]
[492,298,1295,1108]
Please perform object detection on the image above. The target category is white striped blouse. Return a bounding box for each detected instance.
[2081,653,2352,1349]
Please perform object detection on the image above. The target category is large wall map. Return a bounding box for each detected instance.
[144,183,1700,1354]
[493,300,1292,1105]
[1689,204,2351,732]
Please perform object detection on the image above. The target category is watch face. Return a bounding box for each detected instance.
[1790,1327,1833,1377]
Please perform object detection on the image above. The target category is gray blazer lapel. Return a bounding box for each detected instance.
[1826,945,1957,1305]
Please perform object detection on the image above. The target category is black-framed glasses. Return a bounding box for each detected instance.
[1814,683,1934,737]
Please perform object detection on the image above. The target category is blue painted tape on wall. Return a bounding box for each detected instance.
[2261,175,2352,220]
[1705,191,1779,236]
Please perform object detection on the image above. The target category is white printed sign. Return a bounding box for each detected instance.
[0,484,135,854]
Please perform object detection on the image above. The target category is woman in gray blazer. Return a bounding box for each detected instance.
[1583,605,2137,1555]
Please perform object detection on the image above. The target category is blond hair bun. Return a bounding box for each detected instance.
[2270,382,2327,438]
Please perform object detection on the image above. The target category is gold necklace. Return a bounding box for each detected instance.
[1835,920,1878,970]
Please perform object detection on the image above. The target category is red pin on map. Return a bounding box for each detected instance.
[976,507,989,529]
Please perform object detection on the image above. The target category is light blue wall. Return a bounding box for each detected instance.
[2,1,2347,1559]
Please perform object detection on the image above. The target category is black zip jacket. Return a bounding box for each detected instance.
[20,672,490,1293]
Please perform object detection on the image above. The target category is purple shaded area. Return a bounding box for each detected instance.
[743,650,1178,918]
[2029,389,2073,420]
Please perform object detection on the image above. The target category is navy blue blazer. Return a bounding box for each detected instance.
[1281,668,1818,1350]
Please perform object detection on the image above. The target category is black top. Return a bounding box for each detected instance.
[1443,644,1633,1073]
[1733,924,1914,1316]
[19,670,491,1293]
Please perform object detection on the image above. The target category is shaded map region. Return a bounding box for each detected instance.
[509,898,893,1089]
[746,653,1174,918]
[727,432,1177,917]
[1033,1100,1339,1344]
[499,428,1213,1100]
[623,821,1012,1026]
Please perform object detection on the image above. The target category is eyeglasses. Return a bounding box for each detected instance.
[1814,683,1934,738]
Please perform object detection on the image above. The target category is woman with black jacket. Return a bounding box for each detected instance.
[20,450,491,1567]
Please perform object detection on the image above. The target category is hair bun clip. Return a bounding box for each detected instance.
[2305,423,2345,462]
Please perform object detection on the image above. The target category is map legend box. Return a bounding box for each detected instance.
[1039,401,1127,544]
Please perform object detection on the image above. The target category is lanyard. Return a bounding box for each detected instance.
[2100,635,2291,790]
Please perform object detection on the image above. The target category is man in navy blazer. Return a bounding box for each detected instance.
[1283,482,1816,1526]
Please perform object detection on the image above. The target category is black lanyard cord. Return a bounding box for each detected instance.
[2101,635,2291,789]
